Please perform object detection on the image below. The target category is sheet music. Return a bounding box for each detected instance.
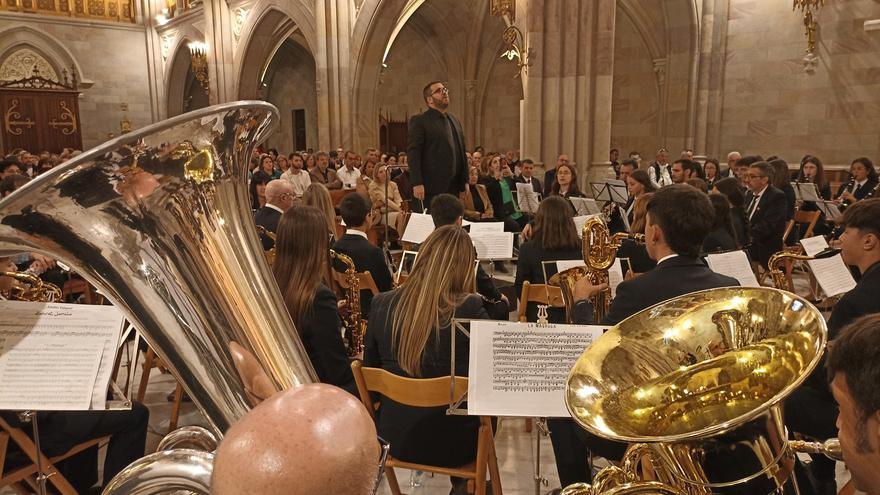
[467,321,605,417]
[816,201,842,221]
[468,222,505,235]
[401,212,435,244]
[792,182,821,203]
[0,301,126,410]
[573,214,600,237]
[799,235,829,257]
[515,182,540,214]
[608,259,624,298]
[705,250,761,287]
[569,197,602,216]
[471,232,515,260]
[808,256,857,297]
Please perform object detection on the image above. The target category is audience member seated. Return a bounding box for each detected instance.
[479,155,527,232]
[333,193,393,318]
[258,154,281,180]
[337,151,363,191]
[703,193,738,254]
[309,151,342,190]
[461,166,494,222]
[302,183,338,243]
[281,153,312,198]
[744,161,787,268]
[0,174,29,197]
[213,384,378,495]
[514,196,582,324]
[393,158,414,207]
[617,193,656,274]
[364,225,488,492]
[368,165,405,233]
[272,206,355,393]
[249,170,271,211]
[514,159,541,195]
[254,180,295,250]
[713,177,749,248]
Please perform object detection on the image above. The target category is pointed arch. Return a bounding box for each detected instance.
[0,25,91,86]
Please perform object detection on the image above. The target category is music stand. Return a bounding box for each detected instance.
[589,180,628,204]
[792,182,821,203]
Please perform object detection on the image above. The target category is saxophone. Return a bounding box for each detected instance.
[0,271,62,302]
[330,250,364,357]
[768,247,841,293]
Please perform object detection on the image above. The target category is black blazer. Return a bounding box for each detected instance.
[730,206,749,248]
[572,256,740,325]
[617,238,656,274]
[515,240,582,323]
[478,176,507,220]
[332,233,393,317]
[406,108,468,195]
[836,178,879,204]
[515,175,542,197]
[299,285,355,393]
[253,206,282,250]
[364,291,488,466]
[543,168,556,198]
[745,186,787,267]
[702,227,737,254]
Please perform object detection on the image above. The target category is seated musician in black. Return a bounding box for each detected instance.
[547,185,739,488]
[785,198,880,493]
[332,193,393,318]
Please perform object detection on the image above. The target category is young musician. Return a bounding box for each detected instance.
[364,225,487,492]
[836,157,879,207]
[333,193,393,318]
[785,198,880,491]
[273,206,355,393]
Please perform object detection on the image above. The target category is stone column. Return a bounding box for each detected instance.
[142,0,165,121]
[316,0,354,150]
[521,0,616,184]
[693,0,729,158]
[203,0,236,104]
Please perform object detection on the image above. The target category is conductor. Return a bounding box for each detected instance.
[406,81,469,212]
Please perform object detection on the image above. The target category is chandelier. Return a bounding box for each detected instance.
[188,41,209,91]
[793,0,825,54]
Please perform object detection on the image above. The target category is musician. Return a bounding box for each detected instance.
[648,147,672,189]
[542,154,570,198]
[514,196,583,323]
[785,198,880,491]
[273,206,355,393]
[333,193,393,318]
[836,157,879,207]
[607,161,642,234]
[713,177,749,248]
[617,193,656,274]
[254,180,295,250]
[744,162,787,268]
[549,163,586,203]
[769,159,796,221]
[826,314,880,495]
[514,159,542,195]
[796,155,832,201]
[734,155,760,187]
[406,81,468,212]
[302,183,338,243]
[308,151,342,190]
[725,151,742,178]
[703,158,721,189]
[461,166,494,221]
[702,193,738,254]
[364,226,487,492]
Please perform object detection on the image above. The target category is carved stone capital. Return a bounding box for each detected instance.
[652,58,667,87]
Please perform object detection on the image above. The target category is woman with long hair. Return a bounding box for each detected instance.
[273,206,353,391]
[514,196,582,323]
[260,154,281,180]
[249,171,271,211]
[624,169,655,225]
[550,163,585,199]
[302,182,337,242]
[702,193,738,254]
[836,157,879,207]
[368,164,404,233]
[713,177,749,248]
[479,155,526,232]
[768,159,796,221]
[364,225,488,474]
[797,155,831,200]
[617,193,657,274]
[461,166,494,221]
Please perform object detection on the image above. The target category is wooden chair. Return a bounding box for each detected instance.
[61,277,101,305]
[0,416,109,494]
[332,269,381,297]
[135,346,184,433]
[782,210,822,246]
[350,361,502,495]
[517,281,564,323]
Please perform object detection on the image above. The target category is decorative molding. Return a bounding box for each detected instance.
[0,48,59,82]
[161,32,176,61]
[490,0,514,22]
[0,10,143,31]
[865,19,880,32]
[652,58,667,86]
[232,5,250,41]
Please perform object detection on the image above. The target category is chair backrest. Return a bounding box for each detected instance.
[351,361,467,420]
[332,268,380,296]
[794,210,822,239]
[517,281,564,322]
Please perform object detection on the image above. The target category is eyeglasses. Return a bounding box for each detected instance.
[432,86,449,96]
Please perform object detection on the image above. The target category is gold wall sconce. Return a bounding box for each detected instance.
[793,0,825,54]
[500,25,531,77]
[188,41,209,91]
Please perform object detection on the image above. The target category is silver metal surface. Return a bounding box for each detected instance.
[100,449,214,495]
[0,101,317,436]
[156,426,218,452]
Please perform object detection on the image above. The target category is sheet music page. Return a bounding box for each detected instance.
[608,258,624,298]
[0,301,125,410]
[471,232,515,260]
[401,212,435,244]
[705,250,761,287]
[468,222,506,235]
[569,197,602,216]
[807,256,857,297]
[467,321,605,417]
[573,214,600,237]
[515,183,540,214]
[799,235,829,257]
[793,182,821,203]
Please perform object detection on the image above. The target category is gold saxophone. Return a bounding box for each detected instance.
[0,271,62,302]
[768,247,840,293]
[549,216,644,323]
[330,249,365,357]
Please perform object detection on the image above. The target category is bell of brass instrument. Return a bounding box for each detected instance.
[0,270,62,301]
[0,101,317,432]
[549,216,644,323]
[331,249,365,357]
[564,287,827,494]
[768,247,841,293]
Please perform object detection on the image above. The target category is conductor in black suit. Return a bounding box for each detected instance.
[406,81,468,212]
[254,179,295,250]
[547,185,739,487]
[332,193,393,318]
[744,161,787,268]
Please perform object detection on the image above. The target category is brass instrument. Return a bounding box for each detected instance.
[563,287,827,494]
[255,225,277,266]
[0,102,318,493]
[0,270,62,301]
[548,216,644,323]
[768,247,840,293]
[330,249,365,357]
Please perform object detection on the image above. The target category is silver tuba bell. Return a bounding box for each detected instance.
[0,102,317,491]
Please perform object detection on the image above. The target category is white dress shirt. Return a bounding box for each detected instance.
[281,169,312,197]
[337,166,362,190]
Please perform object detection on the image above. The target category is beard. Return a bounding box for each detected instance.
[432,95,449,110]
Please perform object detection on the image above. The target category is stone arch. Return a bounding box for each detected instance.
[661,0,701,149]
[166,39,209,117]
[0,25,90,86]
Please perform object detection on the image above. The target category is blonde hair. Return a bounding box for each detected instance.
[630,192,653,234]
[391,225,476,376]
[302,183,337,242]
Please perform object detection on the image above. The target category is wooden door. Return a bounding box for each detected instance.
[0,89,82,154]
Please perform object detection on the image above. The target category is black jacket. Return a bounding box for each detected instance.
[745,186,787,267]
[300,285,356,393]
[572,255,740,325]
[332,233,393,318]
[515,240,582,323]
[543,168,556,198]
[702,227,737,254]
[617,238,656,274]
[253,205,282,250]
[364,291,488,466]
[406,108,468,195]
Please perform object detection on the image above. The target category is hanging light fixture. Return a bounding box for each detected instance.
[188,41,209,91]
[793,0,825,55]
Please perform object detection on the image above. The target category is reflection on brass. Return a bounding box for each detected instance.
[564,287,827,493]
[48,100,78,135]
[548,216,643,323]
[1,271,62,301]
[4,98,35,135]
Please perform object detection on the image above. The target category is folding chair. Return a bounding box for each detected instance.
[516,281,564,323]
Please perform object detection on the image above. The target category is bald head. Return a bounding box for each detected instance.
[727,151,742,168]
[212,384,378,495]
[265,180,293,202]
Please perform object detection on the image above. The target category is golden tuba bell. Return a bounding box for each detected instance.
[563,287,828,494]
[0,101,316,433]
[549,216,644,323]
